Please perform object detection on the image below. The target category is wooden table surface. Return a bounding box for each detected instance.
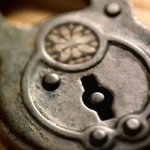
[0,0,150,149]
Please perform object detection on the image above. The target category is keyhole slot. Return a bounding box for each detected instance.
[81,75,115,121]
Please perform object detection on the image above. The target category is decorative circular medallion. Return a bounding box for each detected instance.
[22,13,150,150]
[45,23,99,64]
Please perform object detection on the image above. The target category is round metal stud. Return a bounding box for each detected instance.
[42,73,60,91]
[90,129,108,146]
[90,92,105,105]
[123,118,143,136]
[105,2,121,17]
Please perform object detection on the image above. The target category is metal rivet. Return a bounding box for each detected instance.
[43,73,60,91]
[90,129,108,146]
[123,118,142,135]
[105,2,121,17]
[90,92,105,105]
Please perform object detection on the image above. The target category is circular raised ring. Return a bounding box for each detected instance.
[37,15,107,72]
[45,23,99,65]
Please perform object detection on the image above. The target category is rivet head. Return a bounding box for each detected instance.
[90,129,108,146]
[105,2,121,17]
[123,118,142,135]
[90,92,105,105]
[43,73,60,91]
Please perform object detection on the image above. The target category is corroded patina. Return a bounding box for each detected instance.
[0,0,150,150]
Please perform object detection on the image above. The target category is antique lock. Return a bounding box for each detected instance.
[0,0,150,150]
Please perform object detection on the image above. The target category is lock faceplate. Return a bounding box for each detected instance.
[0,0,150,150]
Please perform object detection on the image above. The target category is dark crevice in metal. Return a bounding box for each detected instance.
[81,74,115,121]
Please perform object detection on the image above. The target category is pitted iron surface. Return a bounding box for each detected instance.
[0,0,150,150]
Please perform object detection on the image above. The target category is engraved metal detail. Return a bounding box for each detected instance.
[45,23,99,64]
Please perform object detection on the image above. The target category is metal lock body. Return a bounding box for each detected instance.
[0,0,150,149]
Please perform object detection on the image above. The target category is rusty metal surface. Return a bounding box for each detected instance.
[0,0,150,150]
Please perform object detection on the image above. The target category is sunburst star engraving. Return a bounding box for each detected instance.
[45,23,99,64]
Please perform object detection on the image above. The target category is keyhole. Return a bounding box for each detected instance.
[81,75,115,121]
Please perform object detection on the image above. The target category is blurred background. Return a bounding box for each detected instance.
[0,0,150,26]
[0,0,150,149]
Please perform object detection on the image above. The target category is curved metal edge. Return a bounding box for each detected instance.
[22,32,150,142]
[22,53,82,140]
[106,35,150,120]
[21,0,150,148]
[106,35,150,73]
[37,14,108,72]
[0,120,34,150]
